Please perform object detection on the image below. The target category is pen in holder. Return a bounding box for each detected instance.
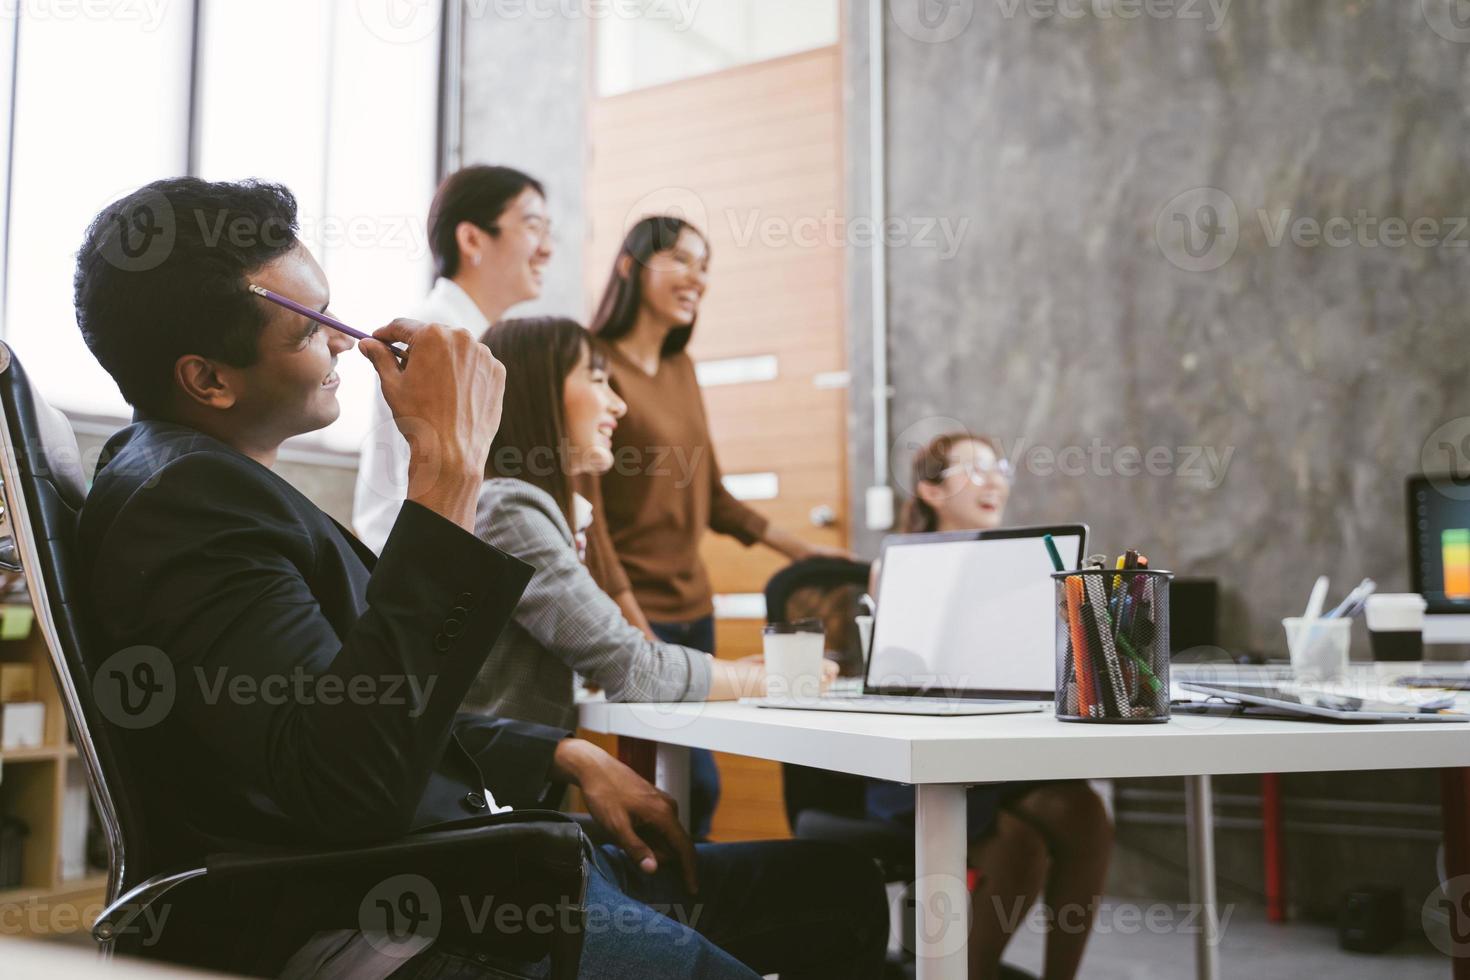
[1052,568,1173,723]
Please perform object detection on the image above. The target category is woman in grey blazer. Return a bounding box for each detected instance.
[465,317,822,729]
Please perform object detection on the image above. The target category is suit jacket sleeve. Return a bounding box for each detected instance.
[91,451,542,843]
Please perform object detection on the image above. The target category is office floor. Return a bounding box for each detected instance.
[1002,898,1449,979]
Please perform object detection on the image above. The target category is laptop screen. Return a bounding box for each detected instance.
[867,527,1085,698]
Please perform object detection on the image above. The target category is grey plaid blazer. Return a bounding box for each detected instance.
[465,479,713,728]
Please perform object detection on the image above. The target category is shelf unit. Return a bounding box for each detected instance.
[0,592,108,941]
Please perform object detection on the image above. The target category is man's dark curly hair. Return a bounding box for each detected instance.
[74,177,301,416]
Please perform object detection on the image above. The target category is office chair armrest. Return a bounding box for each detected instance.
[95,810,588,977]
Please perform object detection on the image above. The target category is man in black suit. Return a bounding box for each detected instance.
[73,178,887,980]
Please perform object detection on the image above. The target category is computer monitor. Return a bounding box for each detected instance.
[867,524,1087,699]
[1407,475,1470,643]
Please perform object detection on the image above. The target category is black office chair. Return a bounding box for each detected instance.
[0,341,587,977]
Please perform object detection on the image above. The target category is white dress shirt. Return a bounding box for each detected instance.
[352,278,490,554]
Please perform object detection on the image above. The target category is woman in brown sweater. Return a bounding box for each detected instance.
[584,215,849,837]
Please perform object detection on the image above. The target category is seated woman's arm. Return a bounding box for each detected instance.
[478,483,762,702]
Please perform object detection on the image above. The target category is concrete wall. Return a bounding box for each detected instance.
[458,4,589,321]
[844,0,1470,926]
[846,0,1470,658]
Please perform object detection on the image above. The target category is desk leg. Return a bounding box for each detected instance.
[1185,774,1220,980]
[1440,767,1470,980]
[655,743,691,833]
[914,783,969,980]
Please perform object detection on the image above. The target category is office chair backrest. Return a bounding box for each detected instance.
[765,557,874,829]
[0,342,141,904]
[1170,577,1220,654]
[764,556,872,678]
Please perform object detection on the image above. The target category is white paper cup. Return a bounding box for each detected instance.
[764,619,825,705]
[1283,617,1352,681]
[854,615,874,666]
[1365,594,1427,662]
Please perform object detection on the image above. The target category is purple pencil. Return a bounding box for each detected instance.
[247,284,407,363]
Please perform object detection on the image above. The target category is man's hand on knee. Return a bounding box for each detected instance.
[552,738,700,895]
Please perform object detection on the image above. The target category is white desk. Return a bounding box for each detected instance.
[579,696,1470,980]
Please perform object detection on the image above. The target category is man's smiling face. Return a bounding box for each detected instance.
[217,242,355,445]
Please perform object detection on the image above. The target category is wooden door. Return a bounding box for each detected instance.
[585,47,848,841]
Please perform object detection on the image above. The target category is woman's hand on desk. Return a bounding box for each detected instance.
[550,738,699,894]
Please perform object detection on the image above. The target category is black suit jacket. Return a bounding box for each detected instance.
[78,420,564,876]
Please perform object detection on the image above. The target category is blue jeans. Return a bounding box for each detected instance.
[649,616,720,841]
[390,839,889,980]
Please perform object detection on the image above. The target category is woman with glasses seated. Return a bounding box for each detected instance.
[868,432,1113,980]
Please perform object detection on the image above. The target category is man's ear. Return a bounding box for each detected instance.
[456,220,487,269]
[173,355,237,411]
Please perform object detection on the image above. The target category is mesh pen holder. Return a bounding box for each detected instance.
[1052,568,1172,723]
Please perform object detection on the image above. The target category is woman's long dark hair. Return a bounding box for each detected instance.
[589,215,708,358]
[481,317,606,525]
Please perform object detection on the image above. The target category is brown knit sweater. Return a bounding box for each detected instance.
[581,347,769,623]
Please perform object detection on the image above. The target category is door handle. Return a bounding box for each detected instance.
[809,505,837,528]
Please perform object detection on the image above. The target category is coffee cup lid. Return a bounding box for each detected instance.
[764,618,823,635]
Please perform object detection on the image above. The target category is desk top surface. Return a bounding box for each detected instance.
[578,666,1470,783]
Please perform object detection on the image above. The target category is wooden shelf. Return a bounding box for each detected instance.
[0,871,107,908]
[0,595,105,937]
[0,743,74,763]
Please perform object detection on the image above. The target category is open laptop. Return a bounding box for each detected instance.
[753,524,1087,716]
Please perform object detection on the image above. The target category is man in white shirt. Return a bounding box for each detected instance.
[354,165,555,552]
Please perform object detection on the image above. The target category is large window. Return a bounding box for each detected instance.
[195,0,439,454]
[3,4,193,419]
[597,0,838,97]
[0,0,440,454]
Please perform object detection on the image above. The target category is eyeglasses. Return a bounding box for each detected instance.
[938,458,1013,485]
[520,214,556,243]
[482,214,556,244]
